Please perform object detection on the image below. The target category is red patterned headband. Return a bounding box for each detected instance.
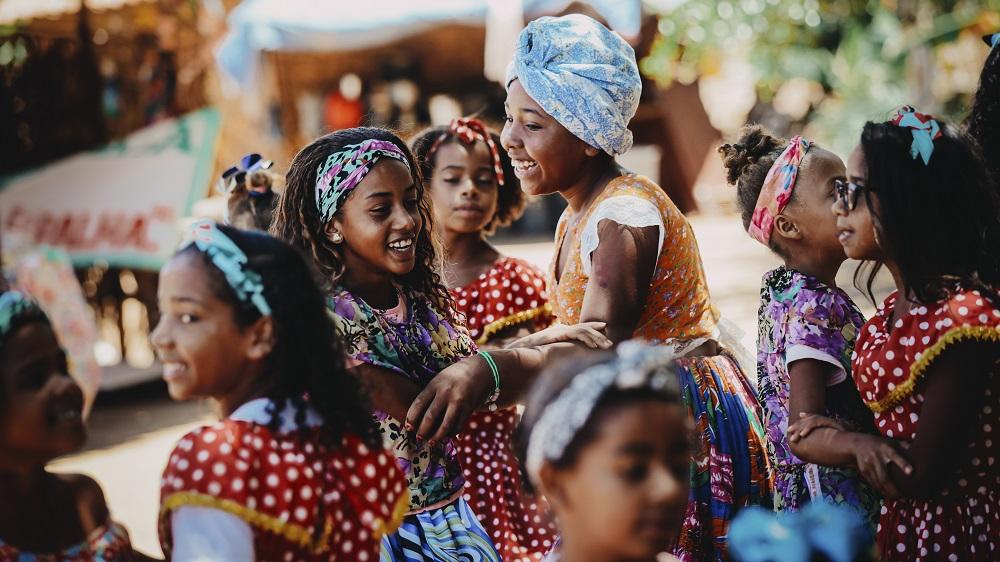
[428,118,506,187]
[747,136,811,246]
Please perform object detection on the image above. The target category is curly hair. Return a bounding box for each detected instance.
[179,225,380,449]
[410,125,525,235]
[859,118,1000,305]
[717,124,789,255]
[965,43,1000,188]
[270,127,455,318]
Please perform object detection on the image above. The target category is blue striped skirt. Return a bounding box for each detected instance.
[381,497,502,562]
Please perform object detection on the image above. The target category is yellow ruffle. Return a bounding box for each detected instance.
[476,303,552,345]
[373,489,410,539]
[866,325,1000,413]
[161,492,332,554]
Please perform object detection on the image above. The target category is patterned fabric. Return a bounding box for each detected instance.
[159,420,408,562]
[888,105,942,165]
[505,14,641,156]
[329,287,475,510]
[182,220,271,316]
[756,267,878,525]
[380,498,501,562]
[853,286,1000,561]
[315,139,411,224]
[748,136,810,246]
[429,118,506,187]
[729,503,872,562]
[550,174,717,343]
[549,173,770,561]
[451,257,556,561]
[0,519,133,562]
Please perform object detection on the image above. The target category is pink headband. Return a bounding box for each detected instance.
[747,135,810,246]
[428,118,506,187]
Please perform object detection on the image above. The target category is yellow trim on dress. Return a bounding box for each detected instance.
[476,303,552,345]
[866,326,1000,413]
[161,488,410,553]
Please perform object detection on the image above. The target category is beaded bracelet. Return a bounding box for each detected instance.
[479,350,501,412]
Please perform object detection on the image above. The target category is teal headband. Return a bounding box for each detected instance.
[0,291,44,340]
[314,139,411,224]
[181,221,272,316]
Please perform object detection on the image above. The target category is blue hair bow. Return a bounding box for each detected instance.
[890,105,942,166]
[182,221,272,316]
[729,503,873,562]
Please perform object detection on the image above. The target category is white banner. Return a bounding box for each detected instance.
[1,108,221,270]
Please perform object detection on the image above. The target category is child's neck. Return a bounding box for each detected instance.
[784,252,841,287]
[340,266,398,310]
[441,230,499,288]
[0,464,49,501]
[562,161,622,215]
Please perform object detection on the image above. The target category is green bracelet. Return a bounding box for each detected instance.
[478,350,500,411]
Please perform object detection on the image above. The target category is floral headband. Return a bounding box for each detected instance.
[747,135,810,246]
[218,153,273,196]
[525,341,680,486]
[315,140,412,224]
[0,291,44,340]
[889,105,942,166]
[181,221,272,316]
[428,118,506,187]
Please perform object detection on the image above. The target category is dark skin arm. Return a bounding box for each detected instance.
[350,364,420,423]
[786,359,858,466]
[405,221,660,444]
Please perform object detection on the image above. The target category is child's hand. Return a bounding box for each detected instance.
[505,322,612,350]
[404,356,494,445]
[851,434,913,499]
[786,412,846,443]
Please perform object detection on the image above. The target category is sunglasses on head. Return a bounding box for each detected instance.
[834,179,872,212]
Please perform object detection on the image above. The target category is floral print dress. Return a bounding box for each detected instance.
[756,267,878,525]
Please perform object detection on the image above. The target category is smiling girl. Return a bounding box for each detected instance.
[152,222,407,562]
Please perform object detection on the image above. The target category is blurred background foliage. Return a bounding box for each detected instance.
[642,0,1000,153]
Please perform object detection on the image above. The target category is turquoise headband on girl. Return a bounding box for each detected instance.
[315,139,412,224]
[889,105,942,165]
[181,221,272,316]
[0,291,43,339]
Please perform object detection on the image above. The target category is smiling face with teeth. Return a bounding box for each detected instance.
[329,159,424,293]
[0,320,86,463]
[501,79,606,198]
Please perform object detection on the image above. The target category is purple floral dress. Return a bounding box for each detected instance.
[756,267,879,527]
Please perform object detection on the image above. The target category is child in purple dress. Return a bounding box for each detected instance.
[720,125,879,527]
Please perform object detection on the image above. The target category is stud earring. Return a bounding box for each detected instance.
[331,232,344,243]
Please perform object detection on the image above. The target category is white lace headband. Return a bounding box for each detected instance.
[524,341,681,486]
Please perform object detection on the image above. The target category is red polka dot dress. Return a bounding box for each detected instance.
[451,257,557,562]
[159,403,408,562]
[852,287,1000,561]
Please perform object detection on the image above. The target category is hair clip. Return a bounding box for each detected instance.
[217,153,274,195]
[182,221,272,316]
[889,105,942,165]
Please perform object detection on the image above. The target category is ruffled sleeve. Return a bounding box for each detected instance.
[578,195,665,275]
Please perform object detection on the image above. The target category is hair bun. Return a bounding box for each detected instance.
[718,125,786,186]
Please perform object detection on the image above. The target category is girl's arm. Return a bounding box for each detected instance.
[786,359,858,466]
[406,221,659,442]
[351,364,420,422]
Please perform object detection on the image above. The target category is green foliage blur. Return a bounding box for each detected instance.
[642,0,1000,153]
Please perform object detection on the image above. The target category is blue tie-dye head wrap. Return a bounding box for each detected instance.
[505,14,642,156]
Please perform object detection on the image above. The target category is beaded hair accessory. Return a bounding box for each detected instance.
[428,118,506,187]
[315,140,412,224]
[218,153,273,196]
[0,290,43,339]
[525,341,680,486]
[889,105,942,166]
[181,220,272,316]
[747,135,811,246]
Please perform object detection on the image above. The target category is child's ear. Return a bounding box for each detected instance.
[325,219,344,244]
[773,215,802,241]
[245,315,276,361]
[536,462,572,511]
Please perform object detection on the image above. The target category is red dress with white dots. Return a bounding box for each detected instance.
[852,287,1000,561]
[451,257,557,562]
[159,418,409,562]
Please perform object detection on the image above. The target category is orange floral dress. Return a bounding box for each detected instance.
[452,257,558,561]
[549,174,771,562]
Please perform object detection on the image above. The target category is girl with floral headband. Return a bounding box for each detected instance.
[153,222,407,561]
[719,125,881,528]
[0,290,142,561]
[273,126,601,560]
[411,118,610,561]
[794,107,1000,561]
[501,14,770,560]
[516,341,691,562]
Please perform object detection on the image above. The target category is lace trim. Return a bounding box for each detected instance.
[866,325,1000,413]
[476,303,553,345]
[579,196,665,275]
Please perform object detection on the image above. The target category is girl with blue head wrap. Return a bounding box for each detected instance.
[502,13,772,562]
